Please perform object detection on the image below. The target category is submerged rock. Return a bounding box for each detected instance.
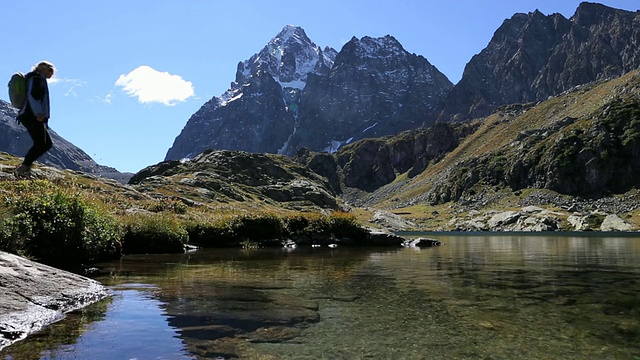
[402,237,444,247]
[0,251,109,350]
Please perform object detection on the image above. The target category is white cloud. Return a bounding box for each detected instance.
[65,83,83,97]
[49,77,84,97]
[115,65,194,106]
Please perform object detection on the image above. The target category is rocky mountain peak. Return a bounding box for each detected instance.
[286,34,453,154]
[573,2,622,26]
[276,24,309,41]
[234,25,336,90]
[346,35,405,58]
[330,35,415,75]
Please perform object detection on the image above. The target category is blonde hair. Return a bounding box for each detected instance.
[33,60,55,75]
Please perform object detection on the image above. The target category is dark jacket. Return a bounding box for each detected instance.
[18,71,50,124]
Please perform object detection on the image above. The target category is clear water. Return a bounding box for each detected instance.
[2,234,640,359]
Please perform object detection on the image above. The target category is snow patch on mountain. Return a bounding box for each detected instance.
[220,90,243,106]
[323,137,354,154]
[279,80,306,90]
[218,84,247,105]
[278,119,299,154]
[320,122,378,154]
[362,122,378,133]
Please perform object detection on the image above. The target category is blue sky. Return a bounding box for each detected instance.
[1,1,638,173]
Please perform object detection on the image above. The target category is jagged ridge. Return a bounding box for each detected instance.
[165,25,452,161]
[437,2,640,122]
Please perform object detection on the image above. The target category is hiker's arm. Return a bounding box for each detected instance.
[27,77,47,119]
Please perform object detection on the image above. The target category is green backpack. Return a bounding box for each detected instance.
[7,72,27,109]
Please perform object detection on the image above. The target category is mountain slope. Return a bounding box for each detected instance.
[341,70,640,212]
[0,100,128,182]
[437,2,640,122]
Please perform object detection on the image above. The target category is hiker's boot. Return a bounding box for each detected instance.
[13,164,32,179]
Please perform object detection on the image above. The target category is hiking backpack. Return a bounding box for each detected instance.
[7,72,27,109]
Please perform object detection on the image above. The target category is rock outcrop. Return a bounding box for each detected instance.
[446,208,562,232]
[132,149,342,210]
[425,74,640,204]
[0,251,108,350]
[334,122,475,191]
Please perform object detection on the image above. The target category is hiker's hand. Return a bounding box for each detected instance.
[36,115,46,122]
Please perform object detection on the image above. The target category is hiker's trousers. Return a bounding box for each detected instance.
[19,116,53,167]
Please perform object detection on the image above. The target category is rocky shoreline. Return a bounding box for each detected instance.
[0,251,108,350]
[445,207,634,232]
[368,197,638,232]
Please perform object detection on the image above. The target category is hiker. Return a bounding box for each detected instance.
[14,61,55,178]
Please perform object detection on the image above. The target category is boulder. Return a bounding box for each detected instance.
[0,251,108,350]
[371,210,417,231]
[512,215,559,231]
[568,214,592,231]
[600,214,633,231]
[488,211,521,229]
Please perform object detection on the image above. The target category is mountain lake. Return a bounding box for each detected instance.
[1,233,639,359]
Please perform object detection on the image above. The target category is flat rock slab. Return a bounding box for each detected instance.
[0,251,108,350]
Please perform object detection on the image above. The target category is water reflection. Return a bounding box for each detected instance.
[1,285,193,360]
[1,235,639,359]
[0,297,111,359]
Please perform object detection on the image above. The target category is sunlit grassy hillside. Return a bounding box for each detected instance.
[0,152,368,269]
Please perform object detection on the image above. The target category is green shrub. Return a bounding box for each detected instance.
[186,213,287,248]
[325,212,369,240]
[283,215,312,235]
[144,199,188,214]
[186,221,234,247]
[0,216,31,257]
[227,213,285,240]
[122,214,188,254]
[185,212,368,247]
[285,212,368,241]
[1,188,123,268]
